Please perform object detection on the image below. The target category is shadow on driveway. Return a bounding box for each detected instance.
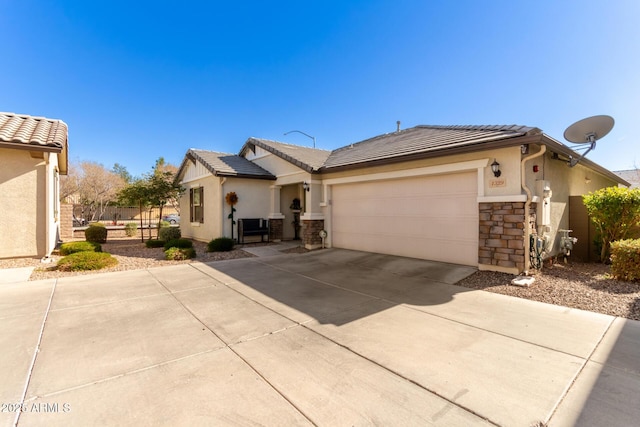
[193,248,477,326]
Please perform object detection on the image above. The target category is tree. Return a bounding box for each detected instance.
[60,161,80,203]
[116,158,183,240]
[583,186,640,262]
[112,163,133,184]
[74,162,126,221]
[117,179,151,242]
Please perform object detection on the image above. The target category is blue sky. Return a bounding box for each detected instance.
[2,1,638,177]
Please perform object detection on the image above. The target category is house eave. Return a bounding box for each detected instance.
[242,138,317,173]
[0,140,62,153]
[540,134,630,186]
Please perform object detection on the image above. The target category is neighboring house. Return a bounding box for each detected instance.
[0,112,69,259]
[614,169,640,188]
[177,124,628,274]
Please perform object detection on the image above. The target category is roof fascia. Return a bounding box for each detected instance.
[245,138,315,173]
[0,141,62,153]
[540,134,630,186]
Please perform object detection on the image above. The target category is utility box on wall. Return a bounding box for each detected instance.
[536,180,552,227]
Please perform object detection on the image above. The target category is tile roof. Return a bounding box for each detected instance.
[614,170,640,188]
[322,125,540,170]
[242,138,332,173]
[184,149,275,180]
[0,112,68,151]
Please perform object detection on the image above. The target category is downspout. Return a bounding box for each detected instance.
[220,177,227,237]
[521,145,546,275]
[44,153,51,260]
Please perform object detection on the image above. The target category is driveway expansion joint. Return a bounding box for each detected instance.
[545,315,616,425]
[13,278,58,427]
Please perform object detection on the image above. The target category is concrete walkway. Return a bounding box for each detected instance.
[1,249,638,426]
[240,240,303,257]
[0,267,35,285]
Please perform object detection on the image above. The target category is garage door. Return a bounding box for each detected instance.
[331,172,478,266]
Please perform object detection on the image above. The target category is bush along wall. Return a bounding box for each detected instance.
[85,222,108,243]
[207,237,234,252]
[610,239,640,281]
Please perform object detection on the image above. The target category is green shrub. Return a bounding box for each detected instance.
[164,238,193,250]
[57,251,118,271]
[158,220,171,228]
[165,247,196,260]
[145,239,166,248]
[59,241,102,255]
[207,237,234,252]
[158,226,181,242]
[610,239,640,281]
[125,222,138,237]
[85,223,108,243]
[583,187,640,262]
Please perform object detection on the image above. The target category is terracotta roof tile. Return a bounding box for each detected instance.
[0,112,68,151]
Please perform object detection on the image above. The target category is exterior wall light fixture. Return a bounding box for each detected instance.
[302,181,310,192]
[491,159,501,177]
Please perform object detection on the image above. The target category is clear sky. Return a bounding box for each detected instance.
[2,0,639,177]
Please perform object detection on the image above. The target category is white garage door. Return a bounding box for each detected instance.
[331,171,478,266]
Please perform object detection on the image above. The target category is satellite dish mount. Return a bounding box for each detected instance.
[563,115,614,167]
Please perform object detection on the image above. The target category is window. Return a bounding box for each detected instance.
[190,187,204,223]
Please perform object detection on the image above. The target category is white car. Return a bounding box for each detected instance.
[162,214,180,224]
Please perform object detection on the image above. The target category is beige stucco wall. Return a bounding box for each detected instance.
[0,149,46,258]
[319,146,523,198]
[532,150,618,256]
[220,178,272,238]
[244,147,311,186]
[46,152,61,256]
[178,156,273,242]
[180,173,221,243]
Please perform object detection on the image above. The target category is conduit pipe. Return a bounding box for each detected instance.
[521,144,546,274]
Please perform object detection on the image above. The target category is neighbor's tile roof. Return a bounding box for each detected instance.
[242,138,332,173]
[322,125,540,170]
[185,149,275,180]
[614,170,640,188]
[0,112,68,151]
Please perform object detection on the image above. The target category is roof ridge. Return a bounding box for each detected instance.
[189,148,236,156]
[416,124,540,134]
[249,137,331,152]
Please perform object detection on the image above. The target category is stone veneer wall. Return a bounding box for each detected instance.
[302,220,324,249]
[60,203,73,241]
[269,219,283,242]
[478,202,527,271]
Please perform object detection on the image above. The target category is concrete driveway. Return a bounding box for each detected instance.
[1,249,639,426]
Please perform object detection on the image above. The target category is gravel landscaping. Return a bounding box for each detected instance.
[0,238,257,281]
[1,240,638,321]
[457,262,640,321]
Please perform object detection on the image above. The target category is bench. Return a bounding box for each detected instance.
[238,218,270,243]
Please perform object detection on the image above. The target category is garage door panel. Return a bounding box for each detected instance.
[331,172,478,266]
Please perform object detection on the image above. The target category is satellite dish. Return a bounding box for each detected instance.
[563,115,614,167]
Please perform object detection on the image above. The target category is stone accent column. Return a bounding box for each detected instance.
[59,203,73,241]
[302,220,324,250]
[478,202,526,272]
[269,218,283,242]
[268,185,285,242]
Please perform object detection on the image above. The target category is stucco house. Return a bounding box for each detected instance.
[0,112,69,259]
[177,124,628,274]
